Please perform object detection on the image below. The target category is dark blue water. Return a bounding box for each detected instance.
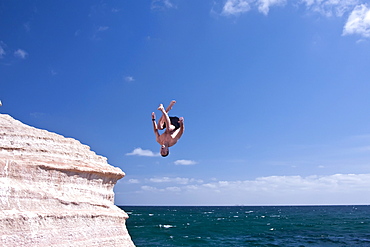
[119,205,370,246]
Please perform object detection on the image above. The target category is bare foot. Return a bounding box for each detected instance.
[166,100,176,112]
[152,112,156,119]
[158,104,164,111]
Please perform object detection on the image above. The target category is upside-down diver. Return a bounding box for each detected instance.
[151,100,184,157]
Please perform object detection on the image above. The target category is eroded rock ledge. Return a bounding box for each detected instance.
[0,114,135,246]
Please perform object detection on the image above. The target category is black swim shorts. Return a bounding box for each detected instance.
[163,116,180,130]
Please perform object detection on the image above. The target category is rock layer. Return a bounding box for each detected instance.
[0,114,135,246]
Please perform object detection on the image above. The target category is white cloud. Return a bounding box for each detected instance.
[0,41,6,58]
[127,173,370,205]
[343,4,370,38]
[218,0,370,39]
[128,179,140,184]
[202,183,218,189]
[148,177,203,184]
[97,26,109,32]
[302,0,360,17]
[201,173,370,196]
[23,22,31,32]
[174,159,197,165]
[150,177,171,183]
[125,76,135,82]
[92,26,110,40]
[141,185,181,192]
[126,148,160,157]
[151,0,176,10]
[166,186,181,192]
[222,0,252,16]
[30,112,45,118]
[141,185,157,191]
[221,0,360,17]
[257,0,286,15]
[14,49,28,59]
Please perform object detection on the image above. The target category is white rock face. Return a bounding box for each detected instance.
[0,114,135,247]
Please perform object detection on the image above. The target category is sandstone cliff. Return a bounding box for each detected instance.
[0,114,135,246]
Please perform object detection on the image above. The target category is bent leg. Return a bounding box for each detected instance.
[157,100,176,130]
[158,104,175,132]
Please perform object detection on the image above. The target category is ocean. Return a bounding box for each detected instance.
[119,205,370,247]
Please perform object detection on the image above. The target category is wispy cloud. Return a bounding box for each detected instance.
[221,0,286,16]
[151,0,176,10]
[222,0,251,16]
[30,112,46,118]
[204,174,370,193]
[302,0,360,17]
[0,41,5,59]
[125,76,135,82]
[257,0,286,15]
[131,173,370,204]
[23,22,31,32]
[91,25,110,40]
[141,185,182,192]
[50,69,57,76]
[219,0,370,39]
[127,179,140,184]
[148,177,203,184]
[14,49,28,59]
[174,159,198,165]
[126,147,160,157]
[222,0,360,16]
[97,26,109,32]
[343,4,370,38]
[141,185,157,191]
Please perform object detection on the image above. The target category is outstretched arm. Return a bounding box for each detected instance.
[152,112,160,138]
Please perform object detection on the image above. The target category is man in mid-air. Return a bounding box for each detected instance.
[152,100,184,157]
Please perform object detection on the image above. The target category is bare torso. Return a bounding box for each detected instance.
[156,129,181,147]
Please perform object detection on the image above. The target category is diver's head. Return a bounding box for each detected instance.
[160,145,169,157]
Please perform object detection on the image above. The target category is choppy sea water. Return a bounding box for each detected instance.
[119,205,370,247]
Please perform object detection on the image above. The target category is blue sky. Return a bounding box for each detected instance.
[1,0,370,205]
